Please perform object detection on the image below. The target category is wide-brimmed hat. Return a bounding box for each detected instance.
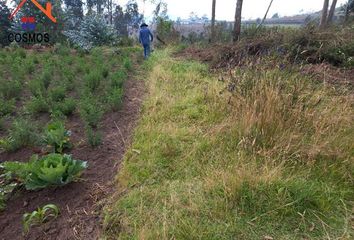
[140,23,148,27]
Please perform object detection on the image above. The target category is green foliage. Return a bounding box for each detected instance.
[43,121,72,153]
[79,97,103,128]
[29,79,46,98]
[123,57,133,71]
[84,70,102,92]
[0,79,22,100]
[2,154,87,190]
[107,88,124,111]
[0,2,12,46]
[23,204,59,233]
[52,98,76,116]
[0,171,18,211]
[85,126,102,147]
[111,70,127,89]
[0,98,15,116]
[0,119,38,152]
[49,86,66,102]
[26,96,49,115]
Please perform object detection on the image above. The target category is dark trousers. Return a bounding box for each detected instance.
[143,44,151,59]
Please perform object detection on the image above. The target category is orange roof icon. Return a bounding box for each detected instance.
[9,0,57,23]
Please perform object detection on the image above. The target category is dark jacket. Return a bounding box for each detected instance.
[139,27,153,45]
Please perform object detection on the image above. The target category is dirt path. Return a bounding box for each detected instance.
[0,76,145,240]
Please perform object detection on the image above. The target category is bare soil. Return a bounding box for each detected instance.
[0,76,145,240]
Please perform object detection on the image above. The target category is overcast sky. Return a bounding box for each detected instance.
[120,0,348,21]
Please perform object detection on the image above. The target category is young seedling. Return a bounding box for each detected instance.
[23,204,60,233]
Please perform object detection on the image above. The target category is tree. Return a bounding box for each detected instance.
[211,0,216,42]
[0,1,12,46]
[327,0,338,24]
[272,13,279,19]
[113,5,127,35]
[320,0,329,28]
[125,0,143,30]
[343,0,354,21]
[233,0,243,42]
[64,0,83,18]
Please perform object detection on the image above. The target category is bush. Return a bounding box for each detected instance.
[0,119,38,152]
[123,57,132,71]
[43,121,72,153]
[0,2,12,47]
[1,154,87,190]
[28,79,45,97]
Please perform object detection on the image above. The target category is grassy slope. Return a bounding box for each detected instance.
[103,49,353,239]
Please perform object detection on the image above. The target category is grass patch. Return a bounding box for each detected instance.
[103,49,353,239]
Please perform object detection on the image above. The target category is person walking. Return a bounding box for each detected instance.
[139,23,154,59]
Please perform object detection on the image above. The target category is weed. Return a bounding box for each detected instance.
[49,86,66,102]
[0,80,22,100]
[22,204,59,233]
[123,57,132,71]
[28,79,45,98]
[102,67,109,78]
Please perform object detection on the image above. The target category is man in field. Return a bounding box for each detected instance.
[139,23,154,59]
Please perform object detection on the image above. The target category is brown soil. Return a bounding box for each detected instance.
[0,76,145,240]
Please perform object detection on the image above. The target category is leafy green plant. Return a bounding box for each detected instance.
[123,57,132,71]
[0,79,22,100]
[28,79,45,97]
[43,121,72,153]
[0,119,38,152]
[0,171,18,211]
[23,204,59,233]
[2,154,87,190]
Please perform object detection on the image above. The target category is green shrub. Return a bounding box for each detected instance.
[23,204,59,233]
[26,96,49,114]
[84,70,101,92]
[79,98,103,128]
[111,70,126,89]
[102,67,109,78]
[52,98,76,116]
[85,126,102,147]
[0,119,38,152]
[43,121,72,153]
[107,88,123,111]
[40,68,52,89]
[1,154,87,190]
[0,98,15,116]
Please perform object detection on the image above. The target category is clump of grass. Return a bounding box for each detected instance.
[49,86,66,102]
[123,57,132,71]
[0,119,39,152]
[0,80,22,100]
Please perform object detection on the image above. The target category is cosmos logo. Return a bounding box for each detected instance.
[9,0,57,23]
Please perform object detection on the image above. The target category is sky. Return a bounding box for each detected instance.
[120,0,348,21]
